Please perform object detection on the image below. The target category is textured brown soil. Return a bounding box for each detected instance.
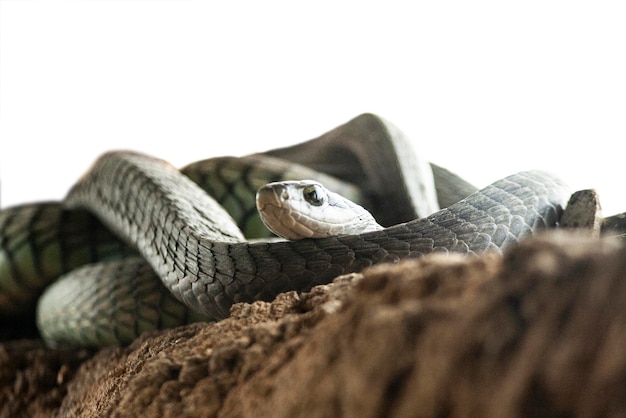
[3,231,626,417]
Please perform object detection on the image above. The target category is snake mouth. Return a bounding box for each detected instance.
[256,202,305,240]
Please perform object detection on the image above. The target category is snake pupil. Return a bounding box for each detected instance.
[303,184,325,206]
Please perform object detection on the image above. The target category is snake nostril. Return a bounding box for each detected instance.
[280,190,289,201]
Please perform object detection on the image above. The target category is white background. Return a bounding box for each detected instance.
[1,1,625,215]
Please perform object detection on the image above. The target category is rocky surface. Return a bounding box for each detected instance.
[3,231,626,417]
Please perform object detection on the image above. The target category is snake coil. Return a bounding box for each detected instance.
[0,114,571,346]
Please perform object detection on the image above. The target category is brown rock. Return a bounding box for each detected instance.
[2,231,626,417]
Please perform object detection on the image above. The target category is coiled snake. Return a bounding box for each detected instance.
[0,114,582,346]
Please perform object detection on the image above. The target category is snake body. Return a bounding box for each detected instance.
[1,114,573,346]
[0,155,363,313]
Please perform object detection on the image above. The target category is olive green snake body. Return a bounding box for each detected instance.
[0,114,606,347]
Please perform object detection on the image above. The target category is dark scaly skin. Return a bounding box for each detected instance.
[0,204,134,315]
[36,257,209,345]
[1,155,365,345]
[58,151,570,326]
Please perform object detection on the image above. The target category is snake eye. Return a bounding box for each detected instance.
[303,184,326,206]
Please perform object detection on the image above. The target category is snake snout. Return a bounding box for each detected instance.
[256,184,285,212]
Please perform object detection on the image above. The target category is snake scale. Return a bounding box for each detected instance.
[0,114,587,346]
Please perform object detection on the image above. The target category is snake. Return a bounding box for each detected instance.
[0,114,577,347]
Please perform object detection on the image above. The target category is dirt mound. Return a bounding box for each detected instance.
[3,231,626,417]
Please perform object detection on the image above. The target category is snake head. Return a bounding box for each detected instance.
[256,180,382,240]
